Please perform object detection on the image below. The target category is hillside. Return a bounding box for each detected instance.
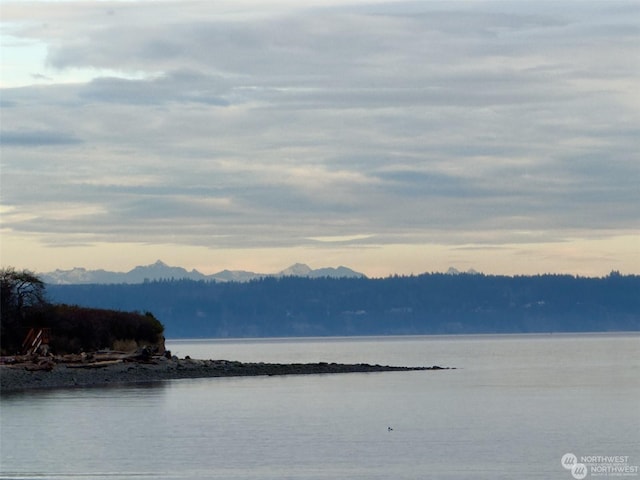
[46,272,640,338]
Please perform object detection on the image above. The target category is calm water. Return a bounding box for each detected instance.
[1,334,639,479]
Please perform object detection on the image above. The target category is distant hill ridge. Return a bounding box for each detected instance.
[41,260,367,285]
[45,272,640,337]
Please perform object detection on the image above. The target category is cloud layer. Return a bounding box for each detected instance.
[1,0,639,273]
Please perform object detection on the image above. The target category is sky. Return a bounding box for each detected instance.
[1,0,638,278]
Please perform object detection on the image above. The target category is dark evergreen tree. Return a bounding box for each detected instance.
[1,267,48,352]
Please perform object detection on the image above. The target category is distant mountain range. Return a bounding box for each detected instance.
[41,260,367,285]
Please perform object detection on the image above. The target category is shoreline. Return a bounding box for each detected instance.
[0,355,450,392]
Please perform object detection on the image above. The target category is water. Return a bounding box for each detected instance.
[1,334,639,479]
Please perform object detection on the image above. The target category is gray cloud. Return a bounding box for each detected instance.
[79,71,231,106]
[0,129,82,147]
[1,0,638,255]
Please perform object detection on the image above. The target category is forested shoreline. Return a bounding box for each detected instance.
[47,272,640,338]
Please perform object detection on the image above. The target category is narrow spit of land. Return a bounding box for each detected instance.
[0,352,451,392]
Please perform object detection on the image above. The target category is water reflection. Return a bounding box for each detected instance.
[1,378,170,400]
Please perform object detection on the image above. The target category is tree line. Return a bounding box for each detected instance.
[1,267,164,355]
[45,272,640,338]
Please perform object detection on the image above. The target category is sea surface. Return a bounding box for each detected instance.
[1,333,639,479]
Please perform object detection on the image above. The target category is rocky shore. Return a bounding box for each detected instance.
[0,352,450,392]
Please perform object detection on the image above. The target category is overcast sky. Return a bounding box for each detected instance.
[1,0,638,277]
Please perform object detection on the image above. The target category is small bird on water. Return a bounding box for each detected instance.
[388,426,393,432]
